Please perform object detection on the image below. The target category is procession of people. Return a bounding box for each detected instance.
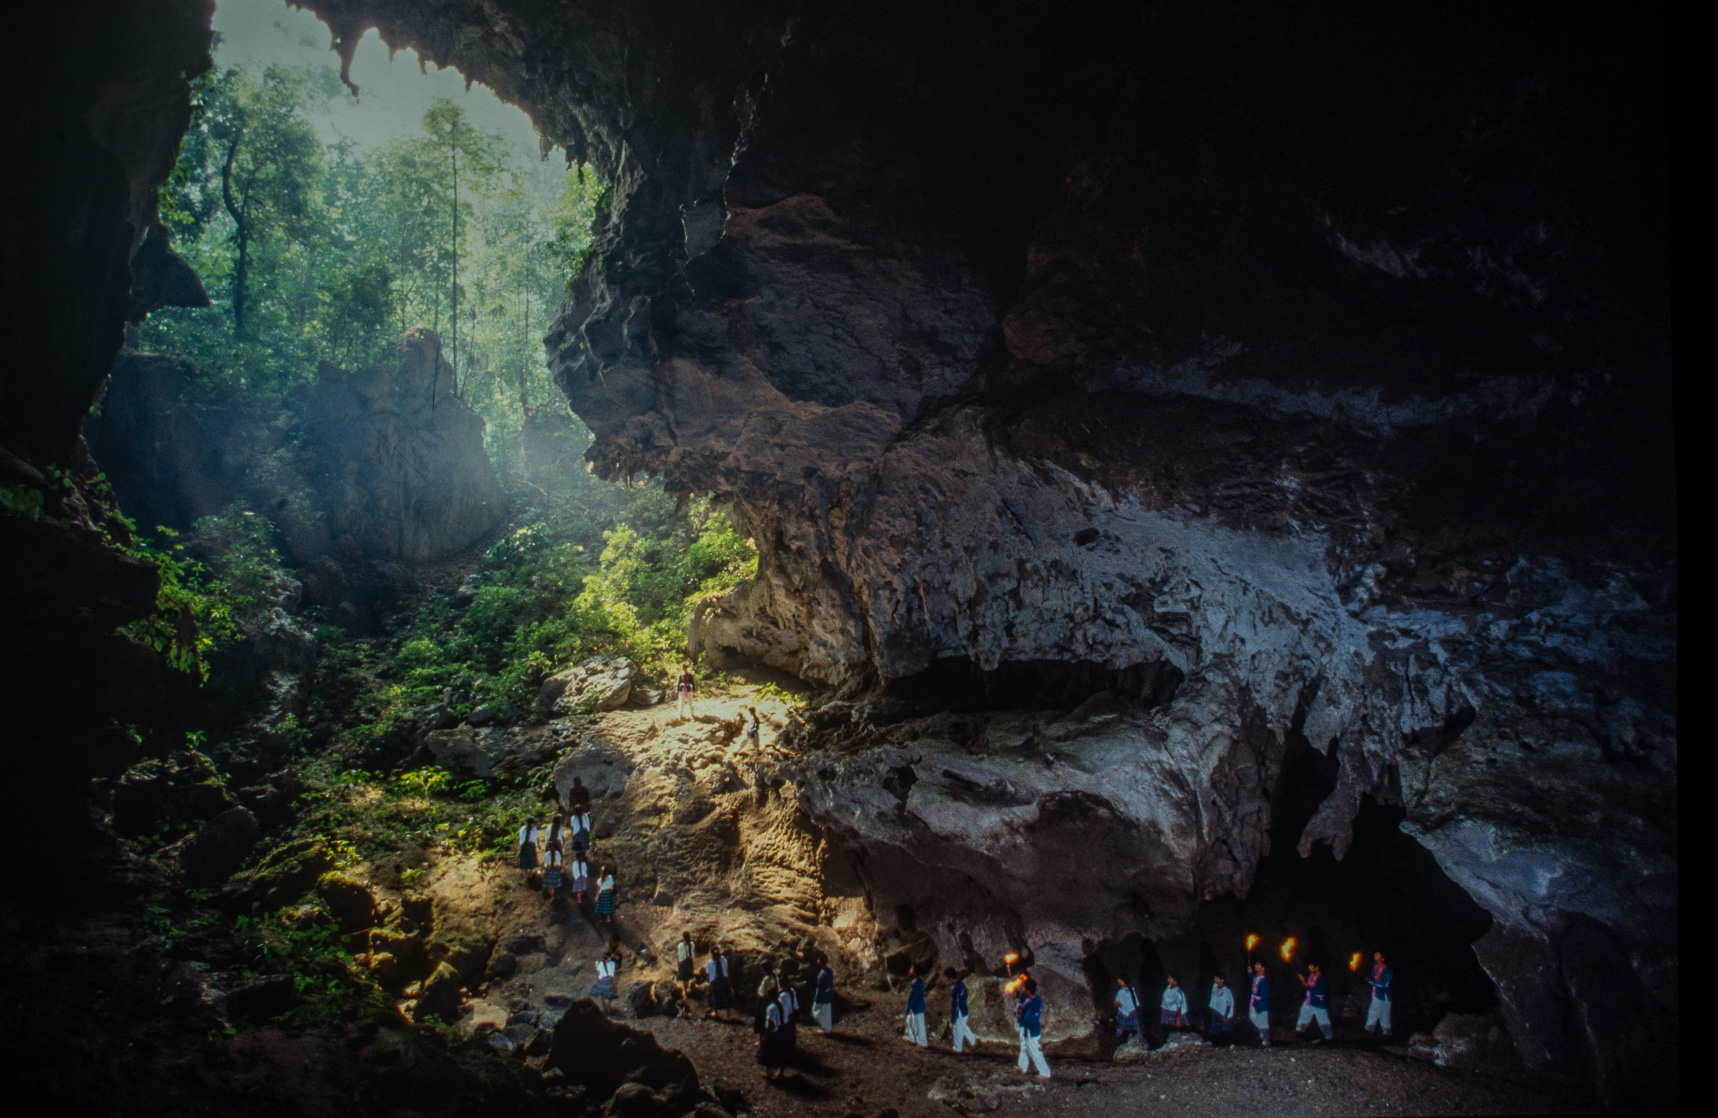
[509,687,1403,1086]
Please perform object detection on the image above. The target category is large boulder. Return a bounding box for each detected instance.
[111,750,236,837]
[545,1001,703,1110]
[413,961,465,1024]
[422,725,558,780]
[316,872,380,932]
[536,656,636,715]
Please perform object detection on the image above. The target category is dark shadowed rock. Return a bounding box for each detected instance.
[414,961,465,1024]
[226,973,299,1022]
[173,806,260,886]
[316,872,379,932]
[547,1001,703,1110]
[112,750,236,837]
[220,838,334,913]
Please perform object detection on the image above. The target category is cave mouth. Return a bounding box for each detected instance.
[884,655,1184,712]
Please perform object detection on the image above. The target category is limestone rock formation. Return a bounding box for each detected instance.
[537,655,637,714]
[86,331,507,568]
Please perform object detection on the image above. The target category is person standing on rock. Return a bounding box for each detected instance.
[567,775,591,815]
[706,945,734,1021]
[516,819,541,883]
[591,948,618,1013]
[758,988,789,1080]
[947,967,978,1052]
[542,845,564,904]
[1208,974,1235,1044]
[546,814,565,860]
[569,850,591,906]
[676,932,697,1009]
[594,865,618,924]
[1296,963,1334,1041]
[1160,974,1189,1031]
[1114,974,1141,1047]
[1016,977,1052,1079]
[744,706,762,749]
[569,806,592,856]
[1365,951,1394,1038]
[676,664,696,720]
[1248,961,1273,1046]
[812,955,836,1034]
[903,963,929,1047]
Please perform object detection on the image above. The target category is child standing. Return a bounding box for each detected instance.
[706,946,733,1021]
[594,865,617,924]
[1297,963,1334,1041]
[516,820,540,884]
[591,949,618,1013]
[1114,974,1141,1045]
[542,846,563,903]
[1208,974,1235,1042]
[812,956,836,1034]
[1160,974,1189,1030]
[569,852,591,906]
[676,664,696,719]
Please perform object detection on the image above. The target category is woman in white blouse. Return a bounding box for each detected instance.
[516,820,540,883]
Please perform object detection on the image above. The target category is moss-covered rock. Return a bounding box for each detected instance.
[220,837,333,913]
[316,872,379,932]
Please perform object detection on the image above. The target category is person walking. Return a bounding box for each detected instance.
[1296,963,1334,1041]
[675,932,697,1008]
[1114,974,1141,1046]
[1015,978,1052,1079]
[594,865,617,925]
[756,965,780,1036]
[812,956,835,1034]
[516,819,540,884]
[758,989,789,1080]
[903,964,929,1047]
[744,707,762,750]
[569,807,592,856]
[569,851,591,906]
[1161,974,1189,1030]
[591,949,618,1013]
[1248,961,1273,1047]
[1365,952,1394,1038]
[705,946,734,1021]
[945,967,978,1052]
[1208,974,1236,1043]
[777,982,800,1052]
[542,846,563,904]
[676,664,696,720]
[546,813,565,858]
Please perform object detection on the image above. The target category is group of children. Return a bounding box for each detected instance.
[898,963,1051,1078]
[1113,952,1395,1048]
[516,775,617,924]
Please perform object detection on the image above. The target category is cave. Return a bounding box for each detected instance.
[1,0,1675,1114]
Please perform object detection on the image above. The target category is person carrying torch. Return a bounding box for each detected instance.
[1248,961,1273,1046]
[1296,962,1334,1041]
[1365,951,1394,1038]
[1015,977,1052,1078]
[903,962,929,1047]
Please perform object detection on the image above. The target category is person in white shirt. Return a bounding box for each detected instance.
[516,820,540,883]
[1113,974,1141,1046]
[591,950,618,1013]
[675,932,697,1012]
[1207,974,1236,1043]
[569,853,591,905]
[705,945,734,1021]
[1160,974,1189,1030]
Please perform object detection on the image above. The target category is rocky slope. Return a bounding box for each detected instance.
[285,0,1674,1106]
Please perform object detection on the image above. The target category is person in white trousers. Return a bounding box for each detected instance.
[1364,952,1394,1037]
[1015,978,1051,1078]
[946,967,978,1052]
[812,957,835,1034]
[903,964,928,1046]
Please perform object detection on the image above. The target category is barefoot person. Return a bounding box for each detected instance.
[744,707,762,749]
[594,865,618,925]
[1161,974,1189,1031]
[569,806,592,856]
[675,664,696,719]
[591,949,618,1013]
[516,819,540,884]
[1297,963,1334,1041]
[1207,974,1235,1043]
[676,932,697,1008]
[903,963,928,1047]
[1015,977,1052,1079]
[1249,961,1273,1046]
[947,968,978,1053]
[1365,952,1394,1037]
[1114,974,1141,1046]
[812,955,836,1034]
[705,946,734,1021]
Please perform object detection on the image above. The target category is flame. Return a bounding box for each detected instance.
[1279,937,1296,962]
[1003,952,1019,965]
[1245,934,1260,952]
[1349,952,1362,972]
[1004,974,1028,995]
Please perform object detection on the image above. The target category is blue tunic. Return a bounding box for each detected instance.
[814,966,835,1005]
[906,976,927,1014]
[1020,994,1044,1037]
[1250,975,1272,1013]
[951,980,969,1019]
[1369,964,1393,1001]
[1307,975,1328,1009]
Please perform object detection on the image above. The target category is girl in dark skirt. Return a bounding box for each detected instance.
[516,820,540,882]
[705,946,733,1021]
[757,996,789,1079]
[542,848,563,903]
[591,950,617,1013]
[569,852,591,905]
[594,865,617,923]
[569,809,592,854]
[1160,974,1189,1029]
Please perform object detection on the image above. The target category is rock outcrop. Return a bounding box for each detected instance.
[87,330,507,568]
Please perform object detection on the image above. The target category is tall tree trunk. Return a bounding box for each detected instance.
[220,128,250,335]
[451,148,460,398]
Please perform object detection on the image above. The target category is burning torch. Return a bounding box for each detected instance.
[1279,937,1297,964]
[1245,933,1260,964]
[1349,952,1363,973]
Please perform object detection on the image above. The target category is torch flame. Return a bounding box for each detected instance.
[1349,952,1362,972]
[1004,974,1027,995]
[1245,934,1260,952]
[1003,952,1019,965]
[1279,937,1296,962]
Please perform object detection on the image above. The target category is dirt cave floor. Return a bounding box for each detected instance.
[379,679,1593,1118]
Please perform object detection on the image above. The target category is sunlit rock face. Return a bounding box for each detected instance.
[294,0,1672,1102]
[89,329,506,567]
